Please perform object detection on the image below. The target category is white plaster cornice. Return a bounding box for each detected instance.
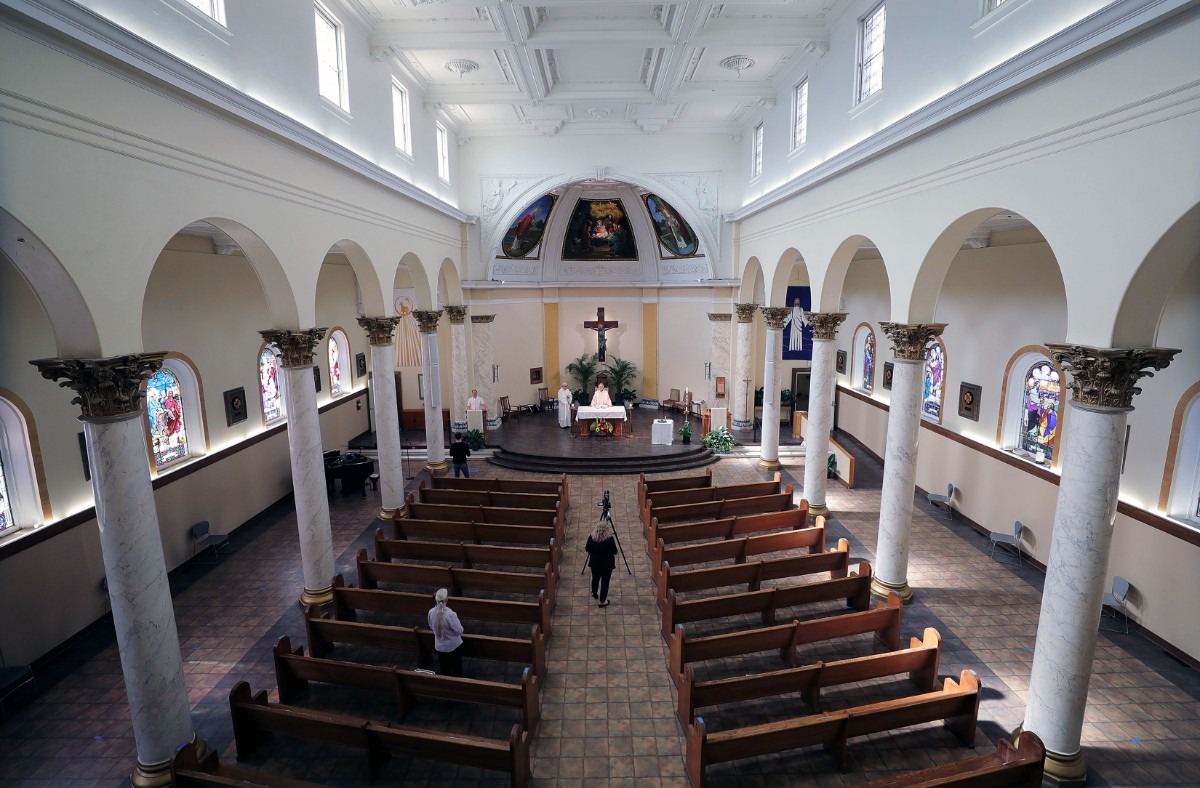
[727,0,1200,224]
[0,0,476,225]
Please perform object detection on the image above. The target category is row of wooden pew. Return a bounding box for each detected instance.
[639,469,1046,787]
[210,474,569,787]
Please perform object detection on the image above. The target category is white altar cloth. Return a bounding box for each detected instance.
[652,419,674,446]
[576,406,627,421]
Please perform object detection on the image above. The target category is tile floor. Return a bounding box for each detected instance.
[1,426,1198,786]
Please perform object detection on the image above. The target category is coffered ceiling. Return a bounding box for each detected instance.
[352,0,843,137]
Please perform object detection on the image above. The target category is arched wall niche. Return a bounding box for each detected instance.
[396,252,434,310]
[437,257,464,308]
[738,256,766,305]
[995,346,1067,471]
[484,172,717,284]
[768,248,809,307]
[822,234,885,315]
[1115,201,1200,347]
[321,239,385,319]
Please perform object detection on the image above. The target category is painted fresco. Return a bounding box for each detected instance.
[501,193,556,258]
[644,193,698,257]
[562,199,638,260]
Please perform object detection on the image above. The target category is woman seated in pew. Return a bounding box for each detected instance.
[428,588,465,677]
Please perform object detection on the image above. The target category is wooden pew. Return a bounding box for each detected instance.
[171,739,323,787]
[391,517,556,548]
[304,605,547,677]
[651,520,825,582]
[644,489,794,530]
[864,732,1046,787]
[431,473,569,509]
[331,574,553,638]
[647,504,810,554]
[272,636,541,733]
[404,498,562,542]
[375,529,560,580]
[657,538,851,609]
[637,468,713,508]
[667,592,904,684]
[661,561,875,638]
[229,682,531,787]
[683,670,982,785]
[357,549,556,611]
[639,474,783,528]
[676,626,942,725]
[416,480,560,510]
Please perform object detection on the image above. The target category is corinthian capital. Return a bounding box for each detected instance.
[444,305,468,324]
[807,312,847,341]
[707,313,732,322]
[761,306,791,330]
[357,316,402,346]
[734,303,758,323]
[1046,344,1179,411]
[31,353,168,420]
[259,328,328,368]
[879,323,947,361]
[412,310,444,334]
[470,314,496,324]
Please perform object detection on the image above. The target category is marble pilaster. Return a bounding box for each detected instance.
[31,355,196,787]
[871,322,946,604]
[758,307,790,470]
[357,317,405,519]
[1021,345,1177,784]
[413,310,447,474]
[471,315,499,428]
[801,313,847,517]
[731,303,757,430]
[445,306,470,431]
[707,313,731,407]
[260,328,335,606]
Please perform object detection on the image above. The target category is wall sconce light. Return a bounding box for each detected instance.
[492,364,500,383]
[704,362,712,380]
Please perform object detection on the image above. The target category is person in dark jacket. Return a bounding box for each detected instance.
[448,432,471,477]
[585,519,618,607]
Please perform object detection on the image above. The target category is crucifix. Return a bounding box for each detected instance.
[583,307,618,362]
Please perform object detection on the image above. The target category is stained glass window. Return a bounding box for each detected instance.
[328,332,346,396]
[0,452,15,534]
[921,338,945,422]
[863,332,875,393]
[147,369,189,468]
[1019,362,1061,463]
[260,348,285,425]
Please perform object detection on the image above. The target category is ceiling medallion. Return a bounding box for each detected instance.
[588,107,612,120]
[720,55,756,78]
[444,59,480,79]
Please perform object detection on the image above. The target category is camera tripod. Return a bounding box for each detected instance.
[581,492,632,576]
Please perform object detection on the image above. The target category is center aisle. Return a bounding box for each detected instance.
[532,473,686,783]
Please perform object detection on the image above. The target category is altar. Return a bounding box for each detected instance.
[576,405,627,439]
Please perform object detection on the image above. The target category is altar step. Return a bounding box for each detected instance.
[488,445,718,475]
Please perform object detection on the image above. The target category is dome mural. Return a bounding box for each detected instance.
[644,193,699,257]
[561,198,638,261]
[501,193,556,258]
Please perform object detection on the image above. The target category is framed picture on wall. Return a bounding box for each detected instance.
[715,376,727,398]
[355,352,367,378]
[223,387,248,426]
[883,362,894,390]
[530,367,543,385]
[958,382,982,421]
[835,350,847,375]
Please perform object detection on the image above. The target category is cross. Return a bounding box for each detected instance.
[583,307,618,362]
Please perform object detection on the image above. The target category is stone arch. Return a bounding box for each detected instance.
[396,252,434,310]
[995,345,1067,469]
[739,256,766,304]
[821,234,890,316]
[1115,201,1200,347]
[0,206,101,357]
[324,239,386,319]
[190,217,301,330]
[768,247,810,307]
[437,257,464,308]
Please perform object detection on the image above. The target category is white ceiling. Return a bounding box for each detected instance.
[352,0,842,137]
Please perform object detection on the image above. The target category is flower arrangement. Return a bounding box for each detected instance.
[702,426,735,454]
[592,418,615,436]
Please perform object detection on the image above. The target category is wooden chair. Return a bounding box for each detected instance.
[537,387,549,412]
[662,388,682,413]
[499,395,517,422]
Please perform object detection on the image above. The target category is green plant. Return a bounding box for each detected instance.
[679,422,693,439]
[827,452,838,479]
[465,429,485,450]
[754,386,764,406]
[781,389,795,407]
[702,426,735,454]
[602,356,639,405]
[565,353,599,401]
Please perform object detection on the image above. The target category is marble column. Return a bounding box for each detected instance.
[802,313,848,517]
[1020,345,1177,784]
[31,355,198,787]
[871,322,946,604]
[357,317,405,520]
[471,314,499,428]
[731,303,757,430]
[260,329,336,605]
[413,310,447,474]
[445,306,470,431]
[707,313,731,408]
[758,307,791,470]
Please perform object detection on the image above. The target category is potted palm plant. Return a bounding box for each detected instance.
[565,353,598,402]
[602,356,639,405]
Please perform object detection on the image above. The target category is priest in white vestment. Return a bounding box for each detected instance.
[590,383,612,408]
[466,389,486,412]
[557,383,574,428]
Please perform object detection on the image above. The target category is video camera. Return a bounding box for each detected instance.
[597,490,611,513]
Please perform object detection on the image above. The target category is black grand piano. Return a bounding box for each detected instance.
[323,450,374,497]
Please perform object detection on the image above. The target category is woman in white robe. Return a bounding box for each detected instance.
[557,383,574,428]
